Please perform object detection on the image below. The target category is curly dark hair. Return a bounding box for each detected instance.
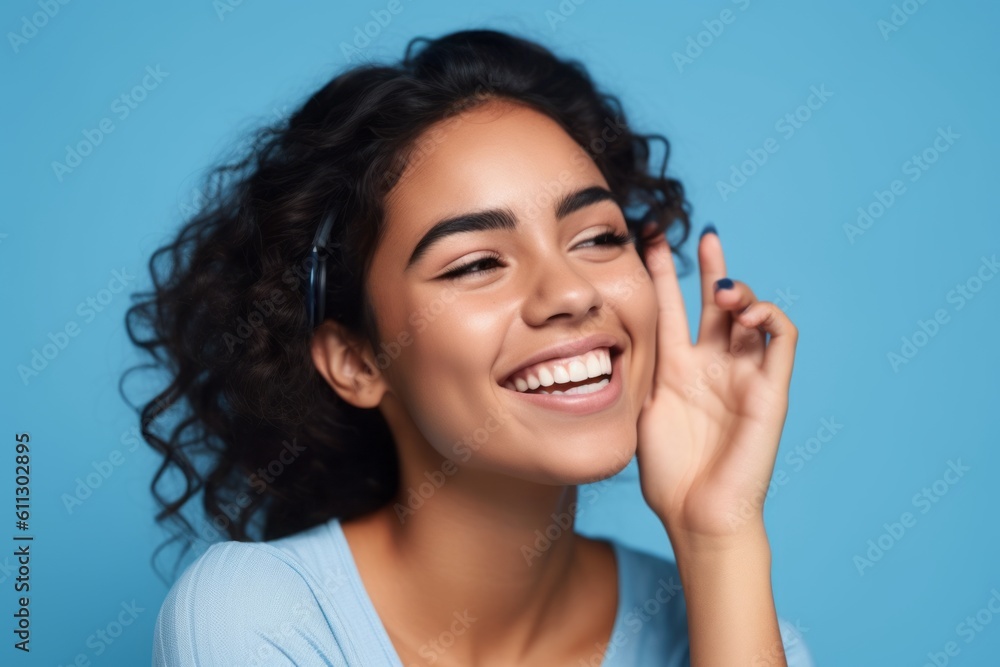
[122,27,695,580]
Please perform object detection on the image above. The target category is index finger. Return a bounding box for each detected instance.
[642,222,691,350]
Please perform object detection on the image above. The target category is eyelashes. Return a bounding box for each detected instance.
[441,252,505,280]
[440,228,636,280]
[578,229,634,248]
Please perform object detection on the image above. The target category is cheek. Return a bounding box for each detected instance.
[601,254,658,333]
[386,290,508,442]
[404,288,507,381]
[604,261,659,400]
[634,275,660,348]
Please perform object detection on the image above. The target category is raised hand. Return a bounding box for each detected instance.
[635,223,799,547]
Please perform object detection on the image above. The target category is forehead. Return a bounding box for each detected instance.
[379,99,607,259]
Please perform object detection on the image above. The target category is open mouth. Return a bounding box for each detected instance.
[501,346,621,396]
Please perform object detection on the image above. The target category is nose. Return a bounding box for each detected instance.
[519,251,604,327]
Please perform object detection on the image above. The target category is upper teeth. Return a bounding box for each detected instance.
[504,348,612,392]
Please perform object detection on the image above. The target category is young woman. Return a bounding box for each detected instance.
[131,28,813,666]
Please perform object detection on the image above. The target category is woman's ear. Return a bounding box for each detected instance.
[310,320,387,408]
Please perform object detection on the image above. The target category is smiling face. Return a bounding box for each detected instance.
[357,98,659,486]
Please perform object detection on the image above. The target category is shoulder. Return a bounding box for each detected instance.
[152,538,348,666]
[607,540,816,667]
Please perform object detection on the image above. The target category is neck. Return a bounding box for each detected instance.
[345,462,594,663]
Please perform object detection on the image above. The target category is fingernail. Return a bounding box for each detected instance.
[700,223,718,239]
[714,277,734,291]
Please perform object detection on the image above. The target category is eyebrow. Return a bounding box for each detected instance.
[404,185,623,271]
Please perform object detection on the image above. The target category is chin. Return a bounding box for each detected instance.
[523,435,637,486]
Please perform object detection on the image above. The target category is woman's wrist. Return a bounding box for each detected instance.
[663,517,773,561]
[663,519,784,666]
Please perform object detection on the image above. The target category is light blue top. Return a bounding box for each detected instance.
[152,517,814,666]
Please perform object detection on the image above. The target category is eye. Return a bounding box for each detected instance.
[575,228,635,249]
[439,228,635,281]
[440,251,504,280]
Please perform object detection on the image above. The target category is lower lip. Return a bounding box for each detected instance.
[501,351,624,415]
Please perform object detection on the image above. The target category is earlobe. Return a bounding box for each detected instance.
[309,321,386,409]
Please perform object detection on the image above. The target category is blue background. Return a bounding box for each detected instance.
[1,0,997,664]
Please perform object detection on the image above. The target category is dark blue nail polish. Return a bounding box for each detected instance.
[714,277,734,291]
[700,224,718,239]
